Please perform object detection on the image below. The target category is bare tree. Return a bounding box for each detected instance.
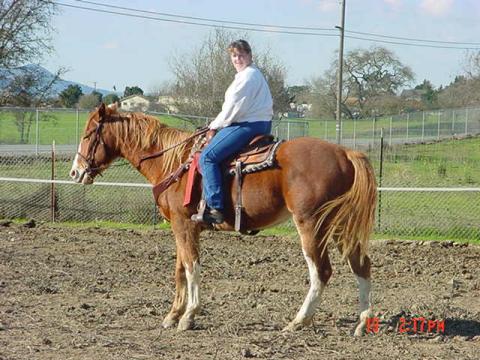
[437,76,480,108]
[463,51,480,79]
[0,0,57,68]
[310,46,414,119]
[169,29,289,118]
[0,1,60,143]
[1,65,64,143]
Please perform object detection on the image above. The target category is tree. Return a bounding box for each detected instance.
[59,84,83,108]
[169,29,290,118]
[464,51,480,78]
[103,93,120,105]
[91,90,103,103]
[344,47,414,116]
[310,46,414,118]
[123,86,144,97]
[0,65,63,143]
[78,93,102,110]
[414,79,438,108]
[436,53,480,108]
[0,0,57,68]
[437,76,480,108]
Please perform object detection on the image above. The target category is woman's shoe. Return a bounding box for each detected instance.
[191,208,224,224]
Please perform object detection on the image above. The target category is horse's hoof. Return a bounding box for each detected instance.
[177,317,194,331]
[354,323,366,336]
[162,315,178,329]
[282,321,304,332]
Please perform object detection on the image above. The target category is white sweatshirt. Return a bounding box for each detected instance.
[208,64,273,130]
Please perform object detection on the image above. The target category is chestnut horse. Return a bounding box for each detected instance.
[70,103,377,335]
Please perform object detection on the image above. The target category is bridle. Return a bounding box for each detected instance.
[76,115,107,178]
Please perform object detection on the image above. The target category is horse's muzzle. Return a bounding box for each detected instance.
[70,167,94,184]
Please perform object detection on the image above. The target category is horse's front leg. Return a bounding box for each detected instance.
[162,252,187,329]
[164,217,201,331]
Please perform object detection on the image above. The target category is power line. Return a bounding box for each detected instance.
[53,1,480,49]
[345,34,480,50]
[346,29,480,46]
[69,0,480,47]
[53,2,338,37]
[72,0,335,32]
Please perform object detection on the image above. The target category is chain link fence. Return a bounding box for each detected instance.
[1,107,479,240]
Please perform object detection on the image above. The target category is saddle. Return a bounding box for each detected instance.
[151,133,284,233]
[226,134,282,174]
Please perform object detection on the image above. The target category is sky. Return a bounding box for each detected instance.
[44,0,480,94]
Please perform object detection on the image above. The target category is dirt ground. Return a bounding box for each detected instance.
[0,222,479,360]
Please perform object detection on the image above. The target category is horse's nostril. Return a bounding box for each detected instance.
[70,169,79,179]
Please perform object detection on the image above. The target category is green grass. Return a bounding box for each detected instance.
[0,109,199,145]
[372,136,480,187]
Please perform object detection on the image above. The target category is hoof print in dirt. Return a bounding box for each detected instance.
[0,220,12,227]
[23,219,36,228]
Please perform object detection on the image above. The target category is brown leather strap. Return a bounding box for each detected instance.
[152,162,189,202]
[140,127,208,165]
[234,161,243,232]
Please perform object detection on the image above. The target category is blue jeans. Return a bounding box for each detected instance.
[199,121,272,210]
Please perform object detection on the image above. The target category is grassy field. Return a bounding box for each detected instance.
[2,108,476,146]
[0,109,202,145]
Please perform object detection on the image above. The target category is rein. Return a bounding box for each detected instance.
[138,127,209,165]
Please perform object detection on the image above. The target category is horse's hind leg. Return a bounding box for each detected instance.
[284,217,332,331]
[346,246,372,336]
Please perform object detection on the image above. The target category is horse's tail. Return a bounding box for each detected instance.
[314,150,377,263]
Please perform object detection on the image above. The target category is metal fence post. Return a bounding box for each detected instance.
[75,109,79,150]
[353,117,357,149]
[406,113,409,142]
[377,128,384,230]
[437,111,441,140]
[465,108,469,135]
[287,121,291,140]
[35,109,39,155]
[389,116,393,146]
[422,111,425,141]
[452,110,455,134]
[51,140,56,222]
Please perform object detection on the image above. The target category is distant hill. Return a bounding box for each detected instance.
[0,64,113,97]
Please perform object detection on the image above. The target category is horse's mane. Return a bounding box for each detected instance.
[105,108,192,174]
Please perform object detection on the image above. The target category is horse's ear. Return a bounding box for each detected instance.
[98,102,106,119]
[107,102,118,112]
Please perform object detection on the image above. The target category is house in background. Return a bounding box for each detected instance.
[120,94,151,111]
[157,95,179,113]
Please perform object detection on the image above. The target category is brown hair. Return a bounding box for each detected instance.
[228,39,252,54]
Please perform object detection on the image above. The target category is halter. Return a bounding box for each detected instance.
[77,115,106,178]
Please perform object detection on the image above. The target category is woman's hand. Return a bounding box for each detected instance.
[206,129,217,142]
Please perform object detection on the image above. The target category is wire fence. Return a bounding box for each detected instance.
[0,106,479,240]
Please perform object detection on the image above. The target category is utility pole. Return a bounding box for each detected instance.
[335,0,346,144]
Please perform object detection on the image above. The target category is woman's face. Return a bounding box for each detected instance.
[230,49,252,72]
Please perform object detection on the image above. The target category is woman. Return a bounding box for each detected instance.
[192,40,273,224]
